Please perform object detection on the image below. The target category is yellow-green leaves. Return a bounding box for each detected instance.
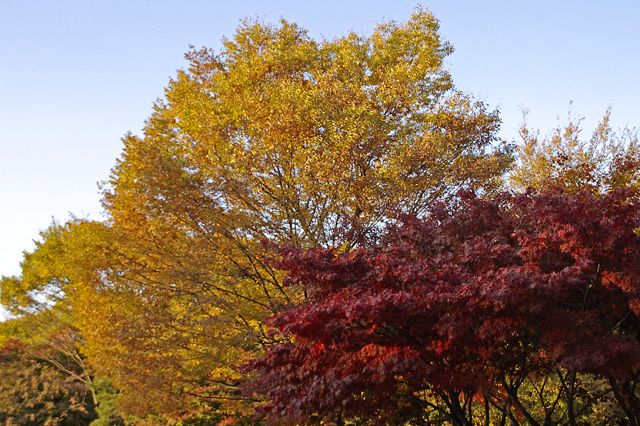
[510,108,640,194]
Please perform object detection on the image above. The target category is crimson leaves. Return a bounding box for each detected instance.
[246,190,640,425]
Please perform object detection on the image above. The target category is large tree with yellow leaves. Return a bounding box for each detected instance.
[2,8,512,421]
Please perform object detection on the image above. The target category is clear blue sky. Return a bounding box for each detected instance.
[1,0,639,284]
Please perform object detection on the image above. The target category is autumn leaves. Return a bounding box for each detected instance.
[2,6,640,426]
[250,190,640,425]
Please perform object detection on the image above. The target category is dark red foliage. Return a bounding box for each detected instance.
[245,190,640,425]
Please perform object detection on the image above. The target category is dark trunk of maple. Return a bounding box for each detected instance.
[483,394,491,426]
[444,391,473,426]
[499,378,541,426]
[562,369,578,426]
[610,378,640,426]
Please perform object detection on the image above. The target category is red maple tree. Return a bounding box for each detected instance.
[246,189,640,426]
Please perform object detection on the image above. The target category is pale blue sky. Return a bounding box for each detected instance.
[1,0,639,285]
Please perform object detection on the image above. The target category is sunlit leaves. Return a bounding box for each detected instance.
[510,108,640,194]
[89,6,511,418]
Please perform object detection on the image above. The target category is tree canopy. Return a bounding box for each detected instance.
[509,108,640,194]
[78,7,510,416]
[247,189,640,426]
[0,338,97,426]
[3,6,640,426]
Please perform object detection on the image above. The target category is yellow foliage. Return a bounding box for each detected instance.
[2,7,512,420]
[509,107,640,194]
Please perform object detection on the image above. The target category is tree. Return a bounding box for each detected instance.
[509,107,640,194]
[246,189,640,426]
[0,338,97,426]
[77,6,511,417]
[506,105,640,425]
[0,220,105,409]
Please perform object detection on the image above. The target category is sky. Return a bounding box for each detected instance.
[1,0,639,289]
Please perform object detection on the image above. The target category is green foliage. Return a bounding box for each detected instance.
[0,220,68,316]
[89,380,125,426]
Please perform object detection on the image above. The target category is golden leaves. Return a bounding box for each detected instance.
[509,108,640,194]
